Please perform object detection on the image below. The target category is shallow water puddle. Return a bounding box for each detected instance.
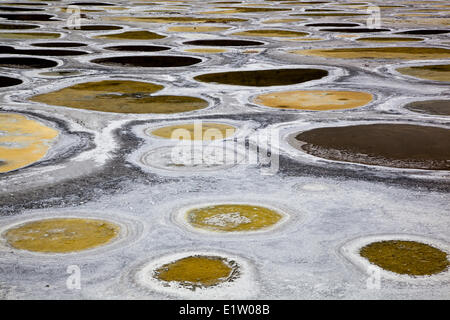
[31,80,208,114]
[0,113,58,173]
[360,240,449,276]
[3,218,120,253]
[255,90,373,111]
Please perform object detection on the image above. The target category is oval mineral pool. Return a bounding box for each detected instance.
[0,45,87,56]
[0,75,22,88]
[108,16,247,24]
[184,39,264,46]
[305,22,360,27]
[360,240,449,276]
[0,113,58,173]
[318,28,390,33]
[232,29,308,37]
[397,29,449,35]
[104,45,170,52]
[396,64,450,82]
[91,55,202,68]
[39,70,82,77]
[291,124,450,170]
[290,47,450,60]
[31,42,87,48]
[141,145,243,172]
[200,7,290,14]
[3,218,120,253]
[404,100,450,116]
[0,22,39,29]
[167,26,230,32]
[254,90,373,111]
[152,255,238,289]
[185,204,284,232]
[194,68,328,87]
[0,6,43,12]
[0,14,59,21]
[0,57,58,69]
[63,25,122,31]
[0,32,60,39]
[30,80,208,114]
[149,123,236,140]
[184,48,227,53]
[94,30,165,40]
[356,37,424,42]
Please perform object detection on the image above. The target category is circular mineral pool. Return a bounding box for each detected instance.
[141,145,244,172]
[91,55,202,68]
[404,100,450,116]
[291,123,450,170]
[153,255,238,289]
[3,218,120,253]
[184,39,264,46]
[397,29,449,35]
[356,37,423,42]
[104,45,170,52]
[194,68,328,87]
[291,47,450,60]
[232,29,308,37]
[360,240,449,276]
[31,42,87,47]
[0,57,57,69]
[94,30,165,40]
[0,75,22,88]
[185,204,284,232]
[0,113,58,173]
[149,123,236,140]
[396,64,450,82]
[254,90,373,111]
[0,32,60,39]
[31,80,208,113]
